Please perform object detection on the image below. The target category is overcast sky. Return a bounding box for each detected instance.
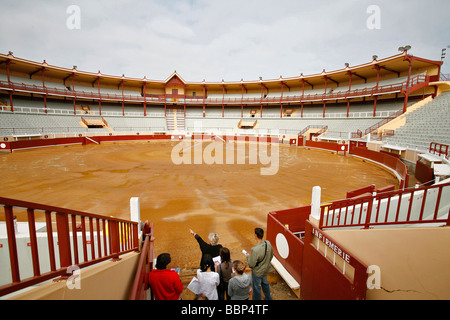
[0,0,449,82]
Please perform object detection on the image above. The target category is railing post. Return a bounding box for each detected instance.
[447,208,450,227]
[364,197,374,229]
[109,220,121,260]
[311,186,322,223]
[27,208,41,277]
[4,206,20,283]
[55,212,72,268]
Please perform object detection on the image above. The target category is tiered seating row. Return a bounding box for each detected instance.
[385,92,450,151]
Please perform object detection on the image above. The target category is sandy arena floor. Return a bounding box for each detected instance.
[0,140,398,298]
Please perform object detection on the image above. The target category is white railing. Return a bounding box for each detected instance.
[0,105,164,118]
[1,105,400,120]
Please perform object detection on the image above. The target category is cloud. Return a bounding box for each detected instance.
[147,17,195,40]
[0,0,449,80]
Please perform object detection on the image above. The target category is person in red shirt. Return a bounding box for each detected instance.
[148,253,184,300]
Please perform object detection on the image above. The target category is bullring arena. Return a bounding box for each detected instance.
[1,50,450,301]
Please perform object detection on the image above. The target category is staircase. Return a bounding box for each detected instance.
[166,108,185,131]
[80,117,112,131]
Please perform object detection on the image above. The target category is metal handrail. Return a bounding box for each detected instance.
[129,222,154,300]
[0,196,139,297]
[319,182,450,229]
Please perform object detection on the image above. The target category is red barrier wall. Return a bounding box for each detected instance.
[415,160,434,185]
[301,221,368,300]
[305,140,348,154]
[350,147,409,189]
[0,141,11,152]
[7,135,178,151]
[9,137,84,151]
[266,206,310,285]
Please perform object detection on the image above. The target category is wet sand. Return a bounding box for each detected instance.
[0,141,398,272]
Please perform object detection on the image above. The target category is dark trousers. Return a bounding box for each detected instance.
[218,282,229,300]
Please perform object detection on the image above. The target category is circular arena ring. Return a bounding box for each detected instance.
[0,134,399,269]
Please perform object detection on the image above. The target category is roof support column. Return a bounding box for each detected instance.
[202,83,206,118]
[121,79,125,116]
[164,83,167,117]
[403,56,413,113]
[322,75,328,118]
[241,80,244,118]
[6,59,11,83]
[71,73,76,115]
[97,76,102,116]
[280,79,284,118]
[222,82,225,118]
[301,78,305,98]
[375,65,381,90]
[346,98,350,118]
[143,80,147,117]
[373,96,378,117]
[6,59,13,111]
[260,82,264,118]
[9,92,14,112]
[42,67,47,113]
[347,71,352,92]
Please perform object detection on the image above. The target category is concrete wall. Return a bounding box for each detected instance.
[8,252,140,300]
[327,226,450,300]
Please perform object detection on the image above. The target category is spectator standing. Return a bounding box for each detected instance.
[197,254,220,300]
[246,228,273,300]
[148,253,183,300]
[190,229,222,266]
[228,260,252,300]
[215,247,233,300]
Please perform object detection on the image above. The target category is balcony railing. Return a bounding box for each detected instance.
[0,75,429,106]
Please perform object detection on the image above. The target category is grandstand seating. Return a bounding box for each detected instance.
[384,91,450,151]
[0,52,448,154]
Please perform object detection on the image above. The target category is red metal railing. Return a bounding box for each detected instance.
[0,197,139,297]
[319,182,450,229]
[129,222,154,300]
[364,109,403,136]
[429,142,449,159]
[0,75,429,106]
[298,125,328,136]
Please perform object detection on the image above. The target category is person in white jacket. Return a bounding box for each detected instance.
[197,254,220,300]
